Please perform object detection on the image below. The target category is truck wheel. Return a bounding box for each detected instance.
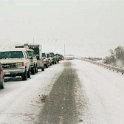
[22,71,27,80]
[31,67,35,75]
[45,64,48,68]
[35,66,38,73]
[42,67,44,71]
[27,70,31,78]
[0,78,4,89]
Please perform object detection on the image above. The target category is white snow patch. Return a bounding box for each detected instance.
[72,59,124,124]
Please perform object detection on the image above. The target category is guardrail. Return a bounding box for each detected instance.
[84,59,124,75]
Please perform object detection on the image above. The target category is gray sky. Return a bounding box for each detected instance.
[0,0,124,57]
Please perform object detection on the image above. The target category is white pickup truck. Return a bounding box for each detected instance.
[0,48,31,80]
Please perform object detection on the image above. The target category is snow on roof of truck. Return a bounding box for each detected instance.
[0,48,28,52]
[15,44,41,47]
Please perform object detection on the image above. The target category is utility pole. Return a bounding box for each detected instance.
[64,43,65,56]
[33,37,34,44]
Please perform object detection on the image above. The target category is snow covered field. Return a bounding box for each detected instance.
[73,60,124,124]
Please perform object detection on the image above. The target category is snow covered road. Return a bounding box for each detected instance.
[0,63,64,124]
[74,60,124,124]
[1,60,124,124]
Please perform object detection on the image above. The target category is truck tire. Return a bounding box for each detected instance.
[45,64,48,68]
[31,67,35,75]
[42,67,44,71]
[35,66,38,73]
[22,71,27,80]
[27,70,31,78]
[0,79,4,89]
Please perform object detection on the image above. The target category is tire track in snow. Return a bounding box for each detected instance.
[38,62,80,124]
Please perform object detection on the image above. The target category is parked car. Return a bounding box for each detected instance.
[55,54,64,61]
[0,63,4,89]
[42,53,50,68]
[15,44,45,71]
[54,54,60,63]
[49,52,57,64]
[26,49,38,74]
[46,53,53,66]
[28,45,45,71]
[0,48,31,80]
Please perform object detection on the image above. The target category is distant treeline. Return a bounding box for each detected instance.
[104,46,124,67]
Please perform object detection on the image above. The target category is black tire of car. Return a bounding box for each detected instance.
[45,64,48,68]
[42,67,44,71]
[22,70,27,80]
[31,67,35,75]
[0,79,4,89]
[35,66,38,73]
[27,70,31,78]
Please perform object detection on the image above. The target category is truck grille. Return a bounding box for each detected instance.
[2,63,17,69]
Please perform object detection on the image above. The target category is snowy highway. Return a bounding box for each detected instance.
[0,60,124,124]
[0,63,64,124]
[74,60,124,124]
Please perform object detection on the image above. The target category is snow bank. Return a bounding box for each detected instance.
[73,60,124,124]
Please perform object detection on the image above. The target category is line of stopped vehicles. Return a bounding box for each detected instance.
[0,44,64,89]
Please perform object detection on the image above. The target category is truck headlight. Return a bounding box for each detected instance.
[16,62,25,68]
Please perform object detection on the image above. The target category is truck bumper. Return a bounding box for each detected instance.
[4,68,25,77]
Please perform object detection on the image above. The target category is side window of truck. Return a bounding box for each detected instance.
[26,51,30,59]
[23,52,28,59]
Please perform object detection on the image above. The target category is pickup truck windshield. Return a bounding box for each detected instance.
[0,51,24,59]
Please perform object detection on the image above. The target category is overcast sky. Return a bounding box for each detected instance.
[0,0,124,57]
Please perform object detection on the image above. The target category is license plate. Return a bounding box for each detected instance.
[4,71,10,75]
